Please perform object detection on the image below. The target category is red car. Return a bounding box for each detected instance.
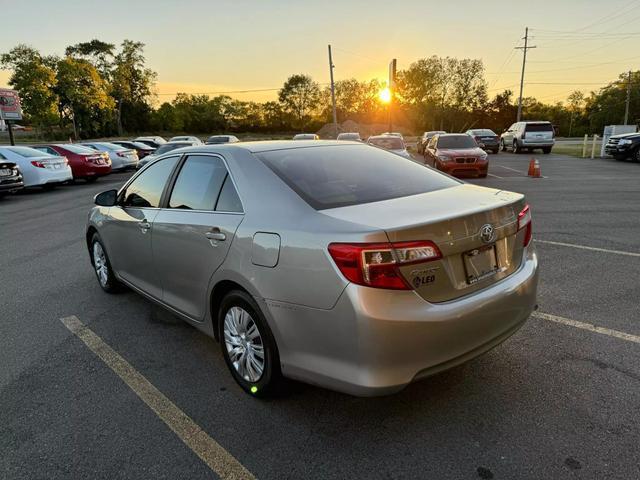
[424,133,488,178]
[32,144,111,182]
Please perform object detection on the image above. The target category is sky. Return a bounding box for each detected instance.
[1,0,639,105]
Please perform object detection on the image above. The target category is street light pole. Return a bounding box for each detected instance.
[328,45,338,138]
[516,27,536,122]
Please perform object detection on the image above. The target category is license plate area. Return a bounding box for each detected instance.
[0,168,11,176]
[463,244,499,284]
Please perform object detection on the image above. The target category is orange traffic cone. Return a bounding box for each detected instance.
[527,158,535,176]
[532,159,541,178]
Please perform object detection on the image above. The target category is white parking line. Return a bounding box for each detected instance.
[494,165,526,174]
[487,173,504,179]
[535,239,640,258]
[60,316,256,480]
[533,312,640,345]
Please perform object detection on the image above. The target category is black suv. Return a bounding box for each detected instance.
[604,132,640,161]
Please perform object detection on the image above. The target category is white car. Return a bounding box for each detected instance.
[336,132,362,141]
[293,133,319,140]
[367,135,412,159]
[168,135,203,144]
[0,146,72,188]
[80,142,139,170]
[134,136,166,145]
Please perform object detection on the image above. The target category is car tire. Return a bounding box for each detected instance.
[500,139,507,152]
[218,290,282,397]
[89,233,123,293]
[492,148,499,154]
[613,155,627,161]
[634,149,640,162]
[542,147,552,154]
[513,141,521,153]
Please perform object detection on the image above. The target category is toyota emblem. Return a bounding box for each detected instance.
[479,224,496,244]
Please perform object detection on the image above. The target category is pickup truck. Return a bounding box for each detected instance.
[604,132,640,161]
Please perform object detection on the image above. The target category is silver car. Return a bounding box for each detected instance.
[500,121,555,154]
[87,141,538,397]
[81,142,139,170]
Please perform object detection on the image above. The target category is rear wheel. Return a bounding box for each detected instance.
[492,148,499,154]
[218,290,282,397]
[86,176,98,183]
[633,149,640,162]
[90,233,123,293]
[542,147,552,154]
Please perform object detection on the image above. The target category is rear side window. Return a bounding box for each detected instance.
[33,146,58,156]
[123,156,179,208]
[525,123,553,132]
[258,145,459,210]
[169,155,228,211]
[216,175,243,212]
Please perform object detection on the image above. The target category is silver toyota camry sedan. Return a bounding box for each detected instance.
[87,141,538,397]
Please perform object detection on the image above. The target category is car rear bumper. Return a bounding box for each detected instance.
[26,167,73,187]
[72,163,112,177]
[268,246,538,396]
[0,177,24,192]
[520,139,554,147]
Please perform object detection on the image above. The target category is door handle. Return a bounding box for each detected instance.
[205,230,226,241]
[138,221,151,233]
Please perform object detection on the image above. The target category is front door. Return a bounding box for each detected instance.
[103,155,180,298]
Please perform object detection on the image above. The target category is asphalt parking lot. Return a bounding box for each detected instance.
[1,151,639,480]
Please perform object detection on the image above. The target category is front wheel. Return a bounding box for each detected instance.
[219,290,282,397]
[513,141,521,153]
[90,233,123,293]
[633,149,640,162]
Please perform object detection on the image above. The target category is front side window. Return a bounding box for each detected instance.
[122,156,179,208]
[169,155,228,211]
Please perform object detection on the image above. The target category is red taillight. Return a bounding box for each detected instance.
[31,160,46,168]
[518,204,532,247]
[328,241,441,290]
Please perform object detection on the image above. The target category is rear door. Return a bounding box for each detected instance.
[152,154,244,320]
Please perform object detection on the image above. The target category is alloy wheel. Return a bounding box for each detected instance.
[93,242,109,287]
[223,306,265,383]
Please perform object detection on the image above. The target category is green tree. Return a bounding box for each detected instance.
[55,57,114,138]
[0,45,58,132]
[111,40,156,135]
[65,39,115,78]
[278,74,321,129]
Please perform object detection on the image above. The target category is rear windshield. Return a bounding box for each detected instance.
[207,136,229,143]
[257,145,459,210]
[337,133,360,141]
[470,129,496,136]
[6,147,52,158]
[61,144,96,154]
[156,143,190,154]
[437,135,477,149]
[368,137,404,150]
[525,123,553,132]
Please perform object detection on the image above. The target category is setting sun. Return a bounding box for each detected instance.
[379,87,391,104]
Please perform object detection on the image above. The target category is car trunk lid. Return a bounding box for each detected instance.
[323,184,528,302]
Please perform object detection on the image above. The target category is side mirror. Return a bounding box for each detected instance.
[94,189,118,207]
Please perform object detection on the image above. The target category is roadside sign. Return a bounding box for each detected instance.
[0,89,23,121]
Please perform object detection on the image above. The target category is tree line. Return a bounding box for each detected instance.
[1,40,638,139]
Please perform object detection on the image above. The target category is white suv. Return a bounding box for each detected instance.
[500,121,555,154]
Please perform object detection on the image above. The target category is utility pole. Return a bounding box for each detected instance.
[515,27,536,122]
[328,45,338,138]
[624,70,631,125]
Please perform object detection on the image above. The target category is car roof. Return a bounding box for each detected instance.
[170,140,361,155]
